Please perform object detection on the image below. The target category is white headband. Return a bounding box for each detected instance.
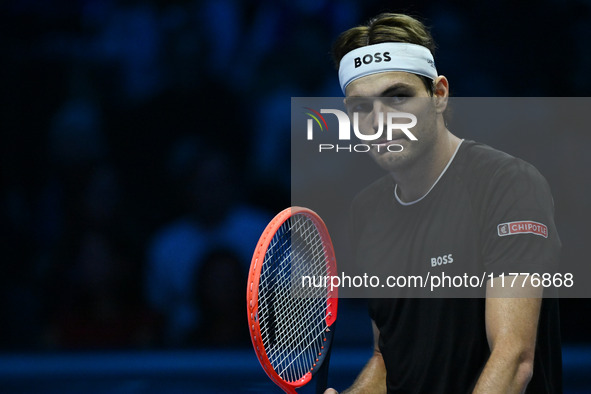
[338,42,438,94]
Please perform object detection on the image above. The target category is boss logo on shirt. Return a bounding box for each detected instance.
[430,254,453,267]
[497,221,548,238]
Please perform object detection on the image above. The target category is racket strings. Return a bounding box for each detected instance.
[258,213,331,383]
[262,220,325,377]
[276,310,330,378]
[276,217,328,380]
[276,219,328,382]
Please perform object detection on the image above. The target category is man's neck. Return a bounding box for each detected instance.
[392,130,461,203]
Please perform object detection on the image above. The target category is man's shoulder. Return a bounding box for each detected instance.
[457,140,521,173]
[455,140,548,188]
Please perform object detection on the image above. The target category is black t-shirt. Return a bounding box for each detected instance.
[350,140,562,393]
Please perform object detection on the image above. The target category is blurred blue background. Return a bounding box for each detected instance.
[0,0,590,392]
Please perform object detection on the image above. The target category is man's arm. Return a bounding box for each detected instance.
[472,275,543,393]
[325,320,387,394]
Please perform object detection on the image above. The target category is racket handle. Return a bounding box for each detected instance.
[315,323,335,394]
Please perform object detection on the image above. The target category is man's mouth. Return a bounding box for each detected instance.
[375,136,407,147]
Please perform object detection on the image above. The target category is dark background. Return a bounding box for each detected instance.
[1,0,590,392]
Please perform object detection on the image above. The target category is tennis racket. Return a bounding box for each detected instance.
[247,207,338,393]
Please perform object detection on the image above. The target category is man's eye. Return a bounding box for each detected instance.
[385,95,409,105]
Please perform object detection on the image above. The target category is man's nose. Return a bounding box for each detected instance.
[371,100,385,130]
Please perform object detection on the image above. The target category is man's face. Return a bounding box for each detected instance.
[345,71,439,173]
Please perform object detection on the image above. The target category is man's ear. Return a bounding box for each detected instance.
[433,75,449,114]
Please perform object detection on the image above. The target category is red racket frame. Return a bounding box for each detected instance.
[246,207,338,393]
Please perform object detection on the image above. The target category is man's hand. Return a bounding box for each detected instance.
[329,321,387,394]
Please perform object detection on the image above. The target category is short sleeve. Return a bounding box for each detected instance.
[481,159,561,275]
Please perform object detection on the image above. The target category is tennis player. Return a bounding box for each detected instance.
[325,13,561,393]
